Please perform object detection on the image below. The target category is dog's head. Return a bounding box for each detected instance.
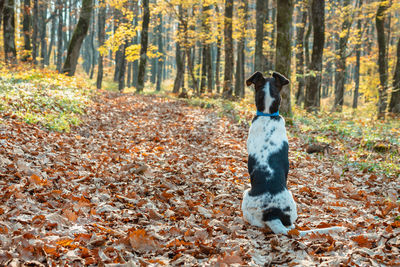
[246,72,289,113]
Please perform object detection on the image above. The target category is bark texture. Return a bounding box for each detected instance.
[137,0,150,92]
[304,0,325,112]
[275,0,294,116]
[62,0,93,76]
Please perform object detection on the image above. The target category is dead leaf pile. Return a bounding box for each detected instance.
[0,92,399,265]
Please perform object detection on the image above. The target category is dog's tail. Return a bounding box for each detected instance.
[266,219,346,236]
[298,226,346,237]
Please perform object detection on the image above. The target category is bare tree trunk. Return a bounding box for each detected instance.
[223,0,233,98]
[275,0,293,116]
[96,0,105,89]
[47,12,57,66]
[389,37,400,113]
[0,1,4,29]
[156,13,163,92]
[32,0,38,64]
[375,0,389,119]
[62,0,93,76]
[118,43,127,91]
[333,0,352,112]
[353,0,363,109]
[254,0,267,72]
[3,0,16,64]
[304,0,325,112]
[234,0,247,98]
[56,0,63,71]
[295,3,307,106]
[39,2,47,67]
[136,0,150,92]
[22,0,31,61]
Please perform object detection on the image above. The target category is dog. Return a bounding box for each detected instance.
[241,71,297,235]
[242,71,345,236]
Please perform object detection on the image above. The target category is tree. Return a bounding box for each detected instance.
[62,0,94,76]
[96,0,106,89]
[389,37,400,114]
[254,0,267,72]
[3,0,17,64]
[304,0,325,111]
[234,0,248,98]
[275,0,294,116]
[223,0,233,98]
[22,0,31,61]
[353,0,363,109]
[333,0,352,112]
[375,0,389,119]
[295,1,307,106]
[136,0,150,92]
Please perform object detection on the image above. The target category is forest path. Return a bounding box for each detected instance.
[0,92,398,265]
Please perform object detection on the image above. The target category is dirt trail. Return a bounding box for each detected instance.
[0,92,398,265]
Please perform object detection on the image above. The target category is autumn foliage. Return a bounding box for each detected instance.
[0,85,399,265]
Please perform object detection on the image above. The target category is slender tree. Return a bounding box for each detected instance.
[234,0,248,98]
[375,0,389,119]
[304,0,325,111]
[62,0,94,76]
[389,37,400,114]
[3,0,17,64]
[156,13,163,92]
[275,0,294,115]
[96,0,106,89]
[136,0,150,92]
[22,0,31,61]
[56,0,64,71]
[254,0,267,72]
[295,1,307,106]
[353,0,363,109]
[333,0,352,112]
[223,0,233,98]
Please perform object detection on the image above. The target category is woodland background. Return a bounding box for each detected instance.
[0,0,399,265]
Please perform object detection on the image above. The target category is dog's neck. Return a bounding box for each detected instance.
[256,110,280,117]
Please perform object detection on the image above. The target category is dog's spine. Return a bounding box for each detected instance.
[298,227,346,237]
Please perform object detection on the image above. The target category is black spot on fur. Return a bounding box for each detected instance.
[247,141,289,196]
[262,207,292,226]
[283,206,291,212]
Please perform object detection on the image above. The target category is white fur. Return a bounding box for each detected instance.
[262,83,274,113]
[242,188,297,232]
[247,116,287,168]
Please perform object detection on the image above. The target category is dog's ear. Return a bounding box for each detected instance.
[272,72,289,90]
[246,71,265,87]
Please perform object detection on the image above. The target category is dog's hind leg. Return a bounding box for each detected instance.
[265,219,289,235]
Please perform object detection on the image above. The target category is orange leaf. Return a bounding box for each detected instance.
[63,209,78,222]
[352,235,372,248]
[128,229,159,252]
[287,229,300,236]
[56,238,74,247]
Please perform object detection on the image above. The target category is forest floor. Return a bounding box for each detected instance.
[0,70,399,265]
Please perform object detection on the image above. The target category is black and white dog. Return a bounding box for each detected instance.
[241,71,297,235]
[242,71,344,236]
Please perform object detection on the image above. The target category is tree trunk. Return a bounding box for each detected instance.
[32,0,38,64]
[3,0,16,64]
[96,0,105,89]
[0,1,4,29]
[375,0,389,119]
[389,37,400,113]
[275,0,293,116]
[234,0,247,98]
[304,0,325,112]
[353,0,363,109]
[223,0,233,98]
[156,13,163,92]
[118,43,127,91]
[22,0,31,61]
[254,0,267,72]
[39,2,47,67]
[295,4,307,106]
[47,11,57,66]
[136,0,150,92]
[62,0,93,76]
[333,0,352,112]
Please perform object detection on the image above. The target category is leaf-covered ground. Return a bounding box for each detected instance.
[0,92,399,266]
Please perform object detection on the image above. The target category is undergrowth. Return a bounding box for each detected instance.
[0,64,95,132]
